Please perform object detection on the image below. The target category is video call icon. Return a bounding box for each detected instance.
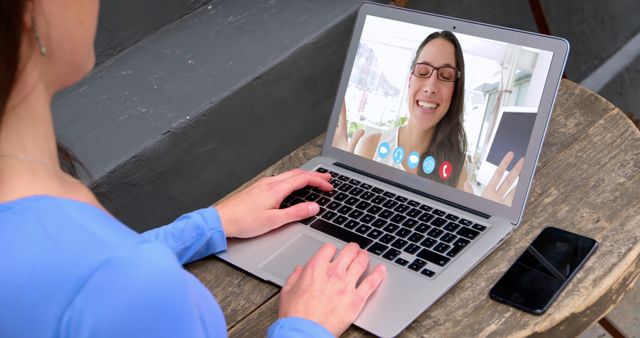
[422,155,436,174]
[407,151,420,169]
[377,142,390,159]
[392,147,405,164]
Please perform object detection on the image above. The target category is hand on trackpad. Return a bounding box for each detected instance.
[259,234,325,285]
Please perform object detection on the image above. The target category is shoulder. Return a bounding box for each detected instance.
[355,132,382,159]
[59,242,225,338]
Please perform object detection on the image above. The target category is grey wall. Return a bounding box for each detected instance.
[94,0,209,64]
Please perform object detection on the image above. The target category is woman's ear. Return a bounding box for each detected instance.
[23,0,35,30]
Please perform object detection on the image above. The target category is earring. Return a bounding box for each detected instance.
[32,15,47,57]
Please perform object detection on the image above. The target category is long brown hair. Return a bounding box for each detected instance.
[0,0,86,178]
[411,31,467,187]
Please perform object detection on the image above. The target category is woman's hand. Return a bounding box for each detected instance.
[278,243,387,337]
[332,102,364,153]
[465,151,524,206]
[216,169,332,238]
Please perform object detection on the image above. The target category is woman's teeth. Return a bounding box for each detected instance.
[417,101,438,109]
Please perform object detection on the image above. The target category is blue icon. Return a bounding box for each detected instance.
[422,155,436,174]
[407,151,420,169]
[378,142,390,159]
[392,147,405,164]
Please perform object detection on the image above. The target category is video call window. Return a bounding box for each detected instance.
[332,16,553,206]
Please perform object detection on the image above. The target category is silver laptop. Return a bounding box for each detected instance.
[218,3,568,337]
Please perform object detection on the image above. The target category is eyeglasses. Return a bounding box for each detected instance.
[411,62,460,82]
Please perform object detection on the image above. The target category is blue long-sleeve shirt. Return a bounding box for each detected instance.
[0,195,333,338]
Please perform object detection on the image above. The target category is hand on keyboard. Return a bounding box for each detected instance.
[278,242,387,337]
[216,169,332,238]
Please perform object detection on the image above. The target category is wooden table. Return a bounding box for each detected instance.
[186,80,640,337]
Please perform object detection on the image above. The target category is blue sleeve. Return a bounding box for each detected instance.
[141,207,227,264]
[267,317,334,338]
[58,242,227,338]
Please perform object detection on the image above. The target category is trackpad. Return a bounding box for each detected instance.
[260,234,325,285]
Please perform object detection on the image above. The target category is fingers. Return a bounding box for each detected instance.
[339,101,347,128]
[463,181,473,194]
[283,265,302,292]
[274,171,332,196]
[348,129,365,154]
[266,202,319,227]
[331,243,361,276]
[486,151,514,191]
[356,264,387,300]
[345,249,370,285]
[496,157,524,198]
[306,243,337,271]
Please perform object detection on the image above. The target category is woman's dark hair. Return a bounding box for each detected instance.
[1,0,85,178]
[411,30,467,187]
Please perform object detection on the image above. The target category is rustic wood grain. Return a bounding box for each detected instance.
[195,81,640,337]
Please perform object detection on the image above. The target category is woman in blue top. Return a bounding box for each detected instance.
[0,0,387,337]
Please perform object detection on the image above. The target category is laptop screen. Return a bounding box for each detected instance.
[330,15,555,208]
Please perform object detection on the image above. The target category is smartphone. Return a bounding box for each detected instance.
[489,227,597,315]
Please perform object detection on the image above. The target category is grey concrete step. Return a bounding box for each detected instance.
[53,0,384,231]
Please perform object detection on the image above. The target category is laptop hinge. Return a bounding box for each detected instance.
[334,162,490,219]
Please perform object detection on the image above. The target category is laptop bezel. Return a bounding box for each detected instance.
[321,2,569,225]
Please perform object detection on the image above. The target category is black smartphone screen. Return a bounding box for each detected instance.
[489,227,597,314]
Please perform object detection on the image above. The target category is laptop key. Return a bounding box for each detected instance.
[393,204,410,214]
[367,205,383,215]
[367,229,383,239]
[408,233,425,243]
[395,228,411,238]
[404,243,421,255]
[383,191,396,199]
[420,237,437,248]
[349,178,362,186]
[316,197,330,206]
[383,223,400,233]
[472,223,487,232]
[407,200,420,207]
[349,210,364,219]
[360,191,375,201]
[328,171,339,178]
[417,249,451,267]
[443,222,460,232]
[394,195,408,203]
[390,214,406,224]
[395,258,409,266]
[334,215,348,226]
[367,242,388,256]
[337,175,350,182]
[315,167,328,173]
[300,217,315,225]
[326,201,341,210]
[310,219,373,249]
[458,218,473,226]
[407,208,422,218]
[355,201,372,210]
[379,234,396,244]
[401,219,418,229]
[344,196,359,206]
[427,228,444,239]
[305,193,320,201]
[382,200,399,209]
[371,195,386,205]
[371,187,384,194]
[355,225,372,235]
[433,242,451,254]
[350,187,364,197]
[430,217,447,227]
[419,204,433,212]
[421,268,436,277]
[445,214,459,222]
[371,218,387,228]
[360,182,373,190]
[457,227,480,240]
[382,249,401,261]
[415,223,431,234]
[337,205,353,215]
[379,209,394,219]
[334,192,348,202]
[440,233,457,243]
[419,213,434,223]
[432,209,446,216]
[337,183,354,193]
[359,214,375,224]
[408,258,427,271]
[322,211,337,221]
[344,219,360,230]
[391,239,408,249]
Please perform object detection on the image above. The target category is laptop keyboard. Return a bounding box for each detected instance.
[280,167,488,278]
